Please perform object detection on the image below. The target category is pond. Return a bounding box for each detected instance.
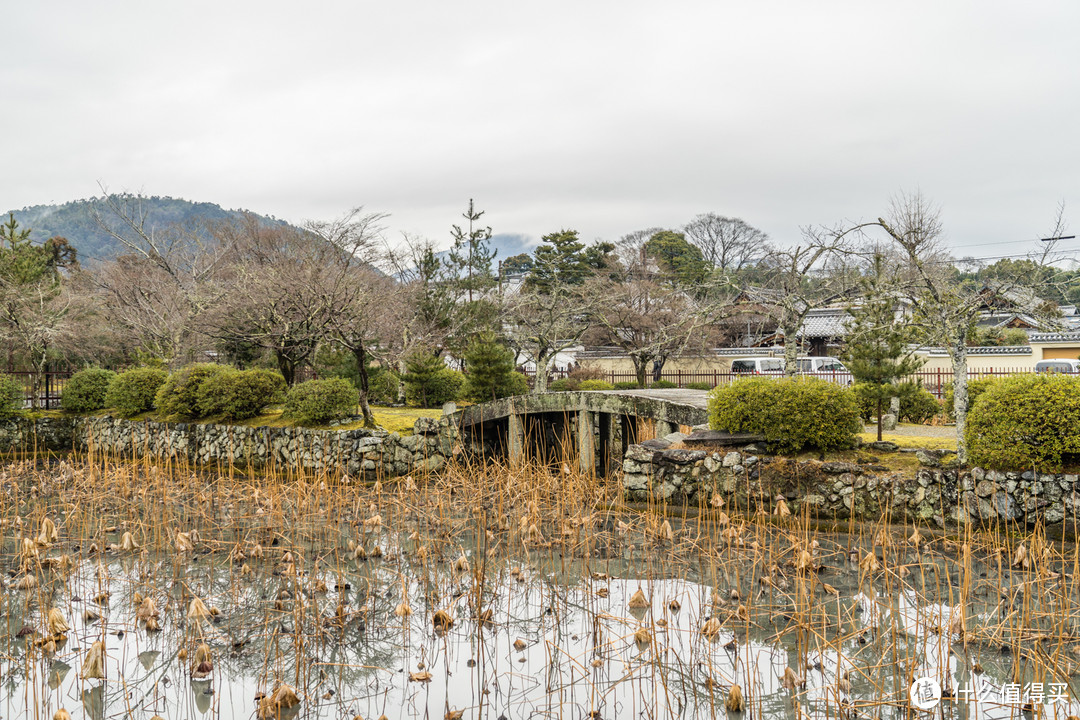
[0,455,1078,719]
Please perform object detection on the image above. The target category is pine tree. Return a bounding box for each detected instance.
[463,333,523,402]
[446,199,496,302]
[527,229,589,292]
[841,254,924,440]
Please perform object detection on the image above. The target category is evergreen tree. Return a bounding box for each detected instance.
[446,199,496,302]
[462,332,525,402]
[644,230,710,288]
[841,254,924,440]
[527,229,590,291]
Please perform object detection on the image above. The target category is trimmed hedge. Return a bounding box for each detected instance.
[196,368,286,421]
[0,375,23,418]
[708,377,861,452]
[686,381,713,391]
[966,374,1080,471]
[62,368,117,413]
[578,379,614,391]
[613,381,642,390]
[650,380,678,389]
[105,368,168,418]
[283,378,360,425]
[897,382,941,424]
[549,378,576,392]
[155,363,230,418]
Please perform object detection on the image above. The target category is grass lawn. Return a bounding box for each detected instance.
[28,405,443,435]
[857,425,958,451]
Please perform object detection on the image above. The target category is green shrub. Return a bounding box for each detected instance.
[462,334,524,402]
[283,378,360,425]
[650,380,678,389]
[402,351,464,408]
[0,375,24,418]
[105,368,168,418]
[896,381,941,423]
[62,368,117,413]
[155,363,230,418]
[944,377,999,421]
[549,378,576,392]
[578,379,615,391]
[708,377,861,452]
[686,381,713,391]
[613,381,641,390]
[966,374,1080,471]
[367,367,401,405]
[197,369,286,420]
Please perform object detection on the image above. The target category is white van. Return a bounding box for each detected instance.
[729,357,785,375]
[797,357,849,373]
[1036,360,1080,374]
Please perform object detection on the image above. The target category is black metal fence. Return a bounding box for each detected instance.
[7,371,74,410]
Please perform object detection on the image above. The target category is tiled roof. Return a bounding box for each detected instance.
[798,310,851,339]
[919,345,1032,356]
[1029,331,1080,343]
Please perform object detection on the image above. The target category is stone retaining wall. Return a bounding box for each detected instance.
[622,433,1080,527]
[0,415,459,480]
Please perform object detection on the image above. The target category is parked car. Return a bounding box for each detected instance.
[729,357,785,375]
[729,356,851,383]
[795,356,853,385]
[1035,359,1080,373]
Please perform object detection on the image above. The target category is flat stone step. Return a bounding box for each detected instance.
[683,429,765,448]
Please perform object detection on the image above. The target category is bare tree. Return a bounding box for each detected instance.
[683,213,771,273]
[586,274,706,387]
[874,191,1065,462]
[89,188,228,364]
[757,233,859,375]
[504,284,594,393]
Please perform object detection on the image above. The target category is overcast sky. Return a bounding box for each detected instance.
[6,1,1078,259]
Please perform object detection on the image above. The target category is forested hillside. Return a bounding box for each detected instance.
[7,196,285,262]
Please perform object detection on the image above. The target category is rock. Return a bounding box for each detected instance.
[661,432,688,445]
[1021,470,1035,482]
[703,456,720,473]
[622,460,644,474]
[415,455,445,474]
[975,480,995,498]
[821,462,859,475]
[624,473,649,492]
[881,413,898,431]
[1045,503,1065,524]
[414,417,442,435]
[659,449,706,465]
[743,442,770,454]
[915,450,940,467]
[625,445,657,464]
[683,430,766,448]
[640,438,671,451]
[994,493,1021,521]
[722,452,742,468]
[867,440,899,452]
[743,455,759,467]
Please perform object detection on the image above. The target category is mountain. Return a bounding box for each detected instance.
[6,196,287,263]
[433,233,538,268]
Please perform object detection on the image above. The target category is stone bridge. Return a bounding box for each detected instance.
[454,390,709,475]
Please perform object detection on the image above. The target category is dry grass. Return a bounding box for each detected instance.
[1,435,1078,717]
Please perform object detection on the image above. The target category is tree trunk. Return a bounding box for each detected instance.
[782,325,799,377]
[275,350,296,386]
[876,396,883,442]
[950,339,969,464]
[652,355,668,382]
[533,353,552,393]
[351,345,376,428]
[632,356,649,388]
